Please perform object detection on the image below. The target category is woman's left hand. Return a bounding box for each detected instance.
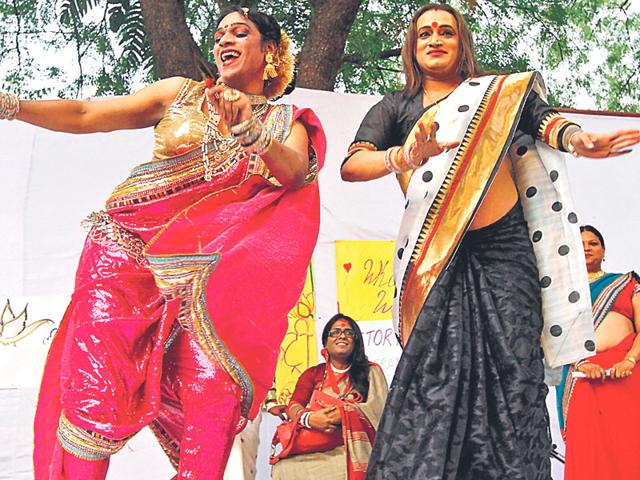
[570,129,640,158]
[326,407,341,426]
[610,359,635,379]
[206,84,253,131]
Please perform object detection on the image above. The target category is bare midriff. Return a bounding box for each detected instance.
[595,311,635,351]
[469,158,518,230]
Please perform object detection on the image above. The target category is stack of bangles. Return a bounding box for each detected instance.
[299,410,313,429]
[230,115,273,155]
[383,143,420,173]
[0,91,20,120]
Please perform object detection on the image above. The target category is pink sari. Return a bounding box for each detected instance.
[33,102,325,478]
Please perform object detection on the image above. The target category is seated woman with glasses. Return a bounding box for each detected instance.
[270,314,388,479]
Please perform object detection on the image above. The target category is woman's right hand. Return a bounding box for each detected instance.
[308,407,339,433]
[409,120,460,167]
[577,361,606,381]
[206,84,253,131]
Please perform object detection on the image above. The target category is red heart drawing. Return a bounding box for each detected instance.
[343,263,352,273]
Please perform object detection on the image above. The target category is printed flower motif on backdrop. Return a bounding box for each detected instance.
[0,299,54,345]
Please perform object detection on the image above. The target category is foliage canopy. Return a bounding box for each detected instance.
[0,0,637,111]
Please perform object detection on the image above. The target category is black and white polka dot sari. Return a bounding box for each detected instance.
[349,73,595,479]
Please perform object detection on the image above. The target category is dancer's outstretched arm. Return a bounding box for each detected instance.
[569,129,640,158]
[7,76,184,134]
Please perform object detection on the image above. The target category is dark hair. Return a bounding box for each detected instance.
[402,3,482,95]
[580,225,605,248]
[216,6,281,46]
[322,314,371,401]
[215,6,296,96]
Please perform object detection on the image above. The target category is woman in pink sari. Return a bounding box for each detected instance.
[1,6,325,479]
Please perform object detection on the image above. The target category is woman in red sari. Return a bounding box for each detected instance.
[271,314,388,479]
[562,225,640,480]
[1,6,325,479]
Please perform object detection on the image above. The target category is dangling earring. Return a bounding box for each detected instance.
[263,52,278,80]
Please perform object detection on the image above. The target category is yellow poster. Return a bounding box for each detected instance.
[335,240,396,321]
[274,265,318,405]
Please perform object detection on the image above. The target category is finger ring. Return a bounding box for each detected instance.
[222,88,241,102]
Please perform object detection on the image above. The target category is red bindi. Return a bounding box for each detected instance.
[431,21,439,28]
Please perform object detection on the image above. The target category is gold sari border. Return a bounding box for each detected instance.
[145,251,254,418]
[57,411,130,461]
[398,73,536,344]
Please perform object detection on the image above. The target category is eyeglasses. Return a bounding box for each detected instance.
[328,328,355,338]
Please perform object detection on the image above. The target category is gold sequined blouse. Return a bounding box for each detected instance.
[153,79,208,161]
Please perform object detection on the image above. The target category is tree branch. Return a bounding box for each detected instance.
[11,0,22,69]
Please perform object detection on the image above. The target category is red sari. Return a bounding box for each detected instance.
[272,360,388,479]
[33,79,325,479]
[564,273,640,480]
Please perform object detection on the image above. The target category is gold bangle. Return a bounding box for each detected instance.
[0,91,20,120]
[625,356,636,367]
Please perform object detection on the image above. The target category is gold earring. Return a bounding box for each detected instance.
[263,52,278,80]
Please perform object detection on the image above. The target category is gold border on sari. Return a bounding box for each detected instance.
[398,72,536,344]
[57,411,131,461]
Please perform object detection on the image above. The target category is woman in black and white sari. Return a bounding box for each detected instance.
[341,3,640,479]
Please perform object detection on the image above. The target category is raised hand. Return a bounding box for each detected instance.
[206,84,253,131]
[570,129,640,158]
[408,120,460,168]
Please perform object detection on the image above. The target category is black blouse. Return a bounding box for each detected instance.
[348,88,579,160]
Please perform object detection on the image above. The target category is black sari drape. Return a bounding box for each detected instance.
[367,203,551,479]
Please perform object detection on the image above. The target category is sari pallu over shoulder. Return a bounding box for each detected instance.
[139,106,326,422]
[392,72,594,368]
[272,363,388,480]
[33,96,325,478]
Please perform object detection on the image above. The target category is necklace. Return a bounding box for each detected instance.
[588,270,605,283]
[422,86,453,110]
[330,363,351,374]
[216,80,268,106]
[247,93,268,106]
[202,95,269,181]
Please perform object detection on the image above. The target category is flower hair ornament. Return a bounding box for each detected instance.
[263,30,295,100]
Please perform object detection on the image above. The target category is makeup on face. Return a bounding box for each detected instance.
[581,231,604,269]
[326,319,355,356]
[414,10,460,77]
[212,12,267,93]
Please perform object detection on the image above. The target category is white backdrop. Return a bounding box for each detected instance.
[1,87,638,479]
